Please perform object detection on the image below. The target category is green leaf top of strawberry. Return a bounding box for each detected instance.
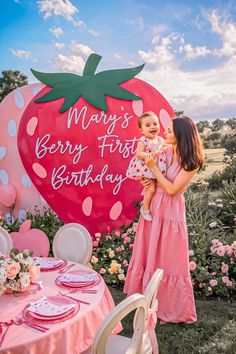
[31,53,145,112]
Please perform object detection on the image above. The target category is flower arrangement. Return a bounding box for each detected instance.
[190,239,236,299]
[0,248,39,295]
[90,223,137,285]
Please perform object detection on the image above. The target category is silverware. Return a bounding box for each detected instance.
[13,317,49,332]
[58,291,90,305]
[58,264,75,274]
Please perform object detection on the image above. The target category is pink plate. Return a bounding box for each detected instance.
[35,257,68,272]
[22,296,80,324]
[56,270,101,289]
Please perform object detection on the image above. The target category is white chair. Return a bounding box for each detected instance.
[83,293,152,354]
[143,268,164,354]
[0,226,13,255]
[52,223,93,264]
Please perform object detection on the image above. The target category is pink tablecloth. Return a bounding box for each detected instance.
[0,263,117,354]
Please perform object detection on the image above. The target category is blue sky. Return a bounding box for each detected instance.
[0,0,236,120]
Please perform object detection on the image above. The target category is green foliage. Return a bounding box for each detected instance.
[26,207,64,255]
[196,120,210,133]
[90,224,136,286]
[211,118,225,132]
[207,134,236,188]
[0,70,28,102]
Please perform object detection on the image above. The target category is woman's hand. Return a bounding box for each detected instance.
[141,177,155,189]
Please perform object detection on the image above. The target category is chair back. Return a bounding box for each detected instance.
[144,269,164,311]
[0,226,13,254]
[53,223,92,264]
[93,294,147,354]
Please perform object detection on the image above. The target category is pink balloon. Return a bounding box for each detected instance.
[0,184,16,207]
[10,220,50,257]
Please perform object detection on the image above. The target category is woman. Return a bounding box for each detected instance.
[124,116,204,323]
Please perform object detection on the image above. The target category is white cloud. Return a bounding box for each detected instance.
[52,54,86,74]
[137,11,236,120]
[72,19,85,28]
[50,27,64,38]
[88,29,99,37]
[179,44,212,59]
[208,10,236,57]
[52,42,94,74]
[11,49,32,59]
[70,41,93,57]
[37,0,78,21]
[53,42,65,49]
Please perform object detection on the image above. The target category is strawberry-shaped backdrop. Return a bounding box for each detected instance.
[18,54,174,235]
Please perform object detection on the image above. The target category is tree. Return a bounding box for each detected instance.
[226,118,236,130]
[174,110,184,117]
[196,120,210,133]
[211,118,225,132]
[0,70,28,102]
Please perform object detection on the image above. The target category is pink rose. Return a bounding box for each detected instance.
[105,236,112,241]
[216,247,225,257]
[95,233,102,239]
[221,263,229,274]
[124,237,131,244]
[7,262,21,280]
[189,261,197,271]
[222,276,229,284]
[116,247,122,252]
[226,246,233,256]
[209,279,218,287]
[129,244,134,250]
[93,240,99,248]
[121,233,128,239]
[99,268,106,275]
[114,230,121,237]
[226,280,232,287]
[29,265,40,281]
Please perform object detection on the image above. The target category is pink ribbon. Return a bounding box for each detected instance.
[145,300,159,354]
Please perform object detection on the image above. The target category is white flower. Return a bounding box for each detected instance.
[217,204,223,208]
[15,254,24,262]
[25,256,34,265]
[19,273,30,290]
[209,221,217,228]
[216,199,222,203]
[0,268,7,285]
[208,202,216,206]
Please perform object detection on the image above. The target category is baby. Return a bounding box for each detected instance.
[126,111,166,221]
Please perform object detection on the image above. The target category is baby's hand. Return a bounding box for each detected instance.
[151,151,159,160]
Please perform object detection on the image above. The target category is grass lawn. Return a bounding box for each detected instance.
[110,286,236,354]
[195,148,225,181]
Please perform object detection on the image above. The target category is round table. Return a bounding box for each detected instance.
[0,262,118,354]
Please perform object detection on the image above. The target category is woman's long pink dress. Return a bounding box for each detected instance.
[124,147,197,323]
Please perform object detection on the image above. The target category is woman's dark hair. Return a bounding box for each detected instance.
[173,116,204,171]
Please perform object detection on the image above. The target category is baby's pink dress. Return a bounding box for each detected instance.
[126,135,166,179]
[124,146,197,323]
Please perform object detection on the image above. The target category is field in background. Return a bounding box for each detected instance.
[195,148,225,181]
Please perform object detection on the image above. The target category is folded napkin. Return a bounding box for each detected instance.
[59,273,98,283]
[34,258,63,268]
[28,296,76,316]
